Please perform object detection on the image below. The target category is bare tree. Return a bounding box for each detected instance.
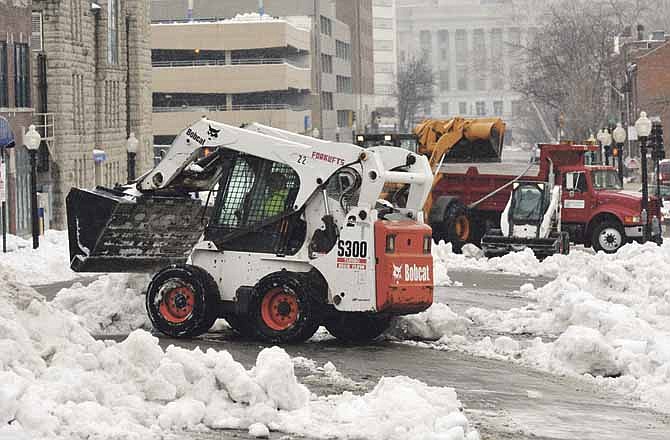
[513,0,626,141]
[395,56,435,132]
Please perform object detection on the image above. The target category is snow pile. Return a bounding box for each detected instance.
[0,230,78,285]
[51,274,151,335]
[426,241,670,413]
[0,277,478,439]
[387,303,471,341]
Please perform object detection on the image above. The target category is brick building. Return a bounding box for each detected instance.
[31,0,152,229]
[0,0,33,235]
[630,40,670,128]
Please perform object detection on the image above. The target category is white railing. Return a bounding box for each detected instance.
[153,104,309,113]
[152,58,301,68]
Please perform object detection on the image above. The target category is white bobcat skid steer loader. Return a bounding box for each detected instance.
[66,118,435,344]
[481,180,569,259]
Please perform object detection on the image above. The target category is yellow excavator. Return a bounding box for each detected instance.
[358,117,505,248]
[415,117,505,232]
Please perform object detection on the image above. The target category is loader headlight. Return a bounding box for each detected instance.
[624,215,641,224]
[385,234,396,253]
[357,135,365,142]
[423,235,432,254]
[384,135,392,141]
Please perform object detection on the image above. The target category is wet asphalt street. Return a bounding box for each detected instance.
[37,270,668,440]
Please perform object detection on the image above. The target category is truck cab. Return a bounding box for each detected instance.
[560,164,661,252]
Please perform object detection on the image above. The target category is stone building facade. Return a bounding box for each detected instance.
[0,0,33,235]
[396,0,541,141]
[335,0,376,132]
[32,0,152,228]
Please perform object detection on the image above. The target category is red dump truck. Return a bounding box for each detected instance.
[433,143,663,253]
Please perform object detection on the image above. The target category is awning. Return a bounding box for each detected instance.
[0,116,15,149]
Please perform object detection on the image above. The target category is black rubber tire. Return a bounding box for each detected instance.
[560,231,571,255]
[224,314,254,337]
[432,201,471,253]
[146,264,220,338]
[249,274,320,344]
[591,220,625,254]
[325,313,391,343]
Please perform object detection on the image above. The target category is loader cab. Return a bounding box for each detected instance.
[355,133,418,153]
[508,182,551,228]
[205,150,306,255]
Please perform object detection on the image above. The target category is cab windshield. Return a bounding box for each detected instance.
[591,170,622,190]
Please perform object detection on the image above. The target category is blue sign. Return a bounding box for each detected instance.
[304,115,311,131]
[0,116,15,149]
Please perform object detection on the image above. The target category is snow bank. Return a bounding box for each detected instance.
[0,230,79,285]
[51,274,151,335]
[0,277,478,439]
[387,303,471,341]
[419,241,670,413]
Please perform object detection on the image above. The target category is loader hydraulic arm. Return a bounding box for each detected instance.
[413,117,506,217]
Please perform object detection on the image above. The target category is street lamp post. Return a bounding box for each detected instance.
[601,128,612,166]
[126,132,139,183]
[613,122,627,183]
[24,125,42,249]
[635,112,652,243]
[596,128,607,165]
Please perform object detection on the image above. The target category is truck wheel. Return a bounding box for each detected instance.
[250,275,319,344]
[146,265,220,338]
[433,201,471,252]
[560,231,570,255]
[325,313,391,343]
[592,221,624,254]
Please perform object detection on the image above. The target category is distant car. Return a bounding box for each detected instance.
[658,159,670,186]
[640,184,670,200]
[640,185,670,223]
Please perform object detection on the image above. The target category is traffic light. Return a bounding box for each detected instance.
[652,122,665,160]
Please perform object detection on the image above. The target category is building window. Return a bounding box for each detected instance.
[459,102,467,115]
[441,102,449,115]
[376,18,393,29]
[455,29,467,62]
[456,66,467,91]
[493,100,504,115]
[336,75,352,93]
[439,69,449,91]
[0,42,7,107]
[476,101,487,116]
[320,16,332,36]
[337,110,350,128]
[438,30,449,61]
[336,40,351,60]
[420,30,431,56]
[422,102,432,115]
[32,12,44,51]
[321,54,333,74]
[73,73,85,132]
[108,0,119,64]
[71,0,83,42]
[322,92,333,111]
[14,43,30,108]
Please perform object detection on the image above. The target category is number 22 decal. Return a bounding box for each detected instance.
[297,154,307,165]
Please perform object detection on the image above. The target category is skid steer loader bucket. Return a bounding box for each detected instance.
[66,187,208,273]
[481,231,562,260]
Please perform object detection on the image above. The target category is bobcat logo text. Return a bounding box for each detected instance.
[391,263,431,283]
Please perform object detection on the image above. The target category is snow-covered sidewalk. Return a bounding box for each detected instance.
[0,230,81,285]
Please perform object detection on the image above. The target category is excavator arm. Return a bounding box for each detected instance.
[414,117,506,221]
